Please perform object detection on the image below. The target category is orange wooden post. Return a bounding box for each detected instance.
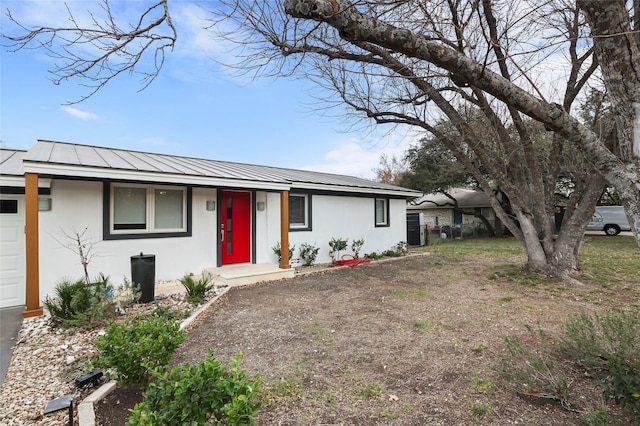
[279,190,291,269]
[23,172,43,317]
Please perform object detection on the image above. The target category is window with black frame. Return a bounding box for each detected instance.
[289,193,312,231]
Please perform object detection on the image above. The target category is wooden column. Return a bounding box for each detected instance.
[24,173,43,317]
[279,190,291,269]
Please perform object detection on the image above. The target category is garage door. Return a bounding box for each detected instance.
[0,195,25,308]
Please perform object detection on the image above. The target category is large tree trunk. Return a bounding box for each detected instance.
[514,209,580,281]
[488,173,606,282]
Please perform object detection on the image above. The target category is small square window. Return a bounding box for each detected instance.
[289,193,312,231]
[375,198,389,227]
[0,199,18,214]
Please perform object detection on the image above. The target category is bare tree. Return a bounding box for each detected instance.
[209,0,608,280]
[3,0,176,103]
[279,0,639,245]
[53,226,99,283]
[3,0,639,280]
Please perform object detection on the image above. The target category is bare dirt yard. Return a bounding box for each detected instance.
[96,239,639,425]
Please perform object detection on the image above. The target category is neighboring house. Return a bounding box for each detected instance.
[0,141,420,315]
[406,188,496,238]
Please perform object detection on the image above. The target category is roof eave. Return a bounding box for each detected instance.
[292,182,421,197]
[23,162,291,191]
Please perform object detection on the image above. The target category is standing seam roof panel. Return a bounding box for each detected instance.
[165,156,228,179]
[115,151,164,172]
[92,147,138,169]
[24,142,54,163]
[0,149,26,176]
[126,152,185,174]
[74,145,110,168]
[49,143,80,165]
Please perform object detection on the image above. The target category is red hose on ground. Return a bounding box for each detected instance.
[330,254,371,267]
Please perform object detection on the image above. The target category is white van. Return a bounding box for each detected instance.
[586,206,631,236]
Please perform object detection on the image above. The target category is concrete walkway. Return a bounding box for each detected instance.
[0,306,23,388]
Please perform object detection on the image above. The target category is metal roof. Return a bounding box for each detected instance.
[0,148,27,176]
[22,140,420,197]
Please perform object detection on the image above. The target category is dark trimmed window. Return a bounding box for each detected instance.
[0,199,18,214]
[105,183,191,239]
[375,198,389,227]
[289,193,312,231]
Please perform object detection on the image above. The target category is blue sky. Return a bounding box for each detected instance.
[0,1,414,180]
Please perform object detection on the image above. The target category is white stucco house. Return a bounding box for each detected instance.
[0,141,420,315]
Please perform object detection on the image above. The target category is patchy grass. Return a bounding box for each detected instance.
[158,237,640,426]
[580,236,640,288]
[393,288,431,300]
[424,235,639,290]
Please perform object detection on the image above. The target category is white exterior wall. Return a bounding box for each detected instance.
[36,181,409,301]
[254,191,271,264]
[262,193,407,265]
[38,180,218,301]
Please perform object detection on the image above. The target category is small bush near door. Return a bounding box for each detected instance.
[299,243,320,266]
[328,237,348,263]
[180,273,215,305]
[272,241,295,263]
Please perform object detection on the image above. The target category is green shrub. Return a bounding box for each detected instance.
[151,305,188,322]
[44,274,113,328]
[365,241,409,259]
[272,241,295,263]
[382,241,408,257]
[351,238,365,258]
[328,237,348,263]
[299,242,320,266]
[364,251,383,260]
[127,351,261,426]
[180,274,215,305]
[93,315,186,386]
[561,310,640,414]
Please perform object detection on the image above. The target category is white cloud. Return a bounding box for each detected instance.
[173,4,223,58]
[301,133,417,180]
[61,106,99,120]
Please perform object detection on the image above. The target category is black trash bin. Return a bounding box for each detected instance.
[131,253,155,303]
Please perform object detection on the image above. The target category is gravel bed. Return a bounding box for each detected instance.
[0,287,215,425]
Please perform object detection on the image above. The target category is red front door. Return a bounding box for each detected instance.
[220,191,251,265]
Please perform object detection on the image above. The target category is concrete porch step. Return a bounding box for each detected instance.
[203,263,294,287]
